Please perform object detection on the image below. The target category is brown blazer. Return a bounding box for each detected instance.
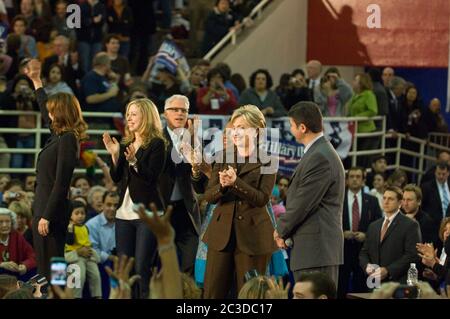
[202,158,277,256]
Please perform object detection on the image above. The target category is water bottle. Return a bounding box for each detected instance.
[406,263,418,286]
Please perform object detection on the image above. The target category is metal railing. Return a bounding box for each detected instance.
[1,110,449,184]
[203,0,274,61]
[0,110,123,174]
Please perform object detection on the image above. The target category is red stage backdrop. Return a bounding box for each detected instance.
[307,0,450,67]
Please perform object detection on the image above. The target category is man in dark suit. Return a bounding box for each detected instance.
[159,94,203,275]
[338,167,382,298]
[360,186,421,285]
[402,184,438,245]
[420,150,450,186]
[275,101,345,286]
[421,161,450,229]
[42,35,84,95]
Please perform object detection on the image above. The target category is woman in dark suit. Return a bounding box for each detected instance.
[103,98,167,298]
[24,59,88,280]
[202,105,277,298]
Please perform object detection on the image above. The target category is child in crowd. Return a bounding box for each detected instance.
[65,200,101,299]
[271,185,286,220]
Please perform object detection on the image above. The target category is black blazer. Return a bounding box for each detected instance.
[421,180,450,226]
[421,166,450,187]
[109,137,166,210]
[342,190,382,264]
[359,213,422,283]
[411,209,439,245]
[158,128,202,234]
[32,88,79,228]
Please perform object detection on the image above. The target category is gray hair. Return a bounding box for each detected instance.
[164,94,190,111]
[87,186,107,205]
[0,208,17,230]
[389,76,406,89]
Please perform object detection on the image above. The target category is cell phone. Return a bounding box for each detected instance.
[70,187,82,197]
[393,285,418,299]
[50,257,68,286]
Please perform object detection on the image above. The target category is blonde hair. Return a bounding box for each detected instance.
[122,98,168,149]
[8,201,31,220]
[47,93,88,140]
[230,105,266,129]
[238,276,272,299]
[439,217,450,242]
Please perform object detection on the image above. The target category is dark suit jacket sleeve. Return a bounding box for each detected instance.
[385,221,422,280]
[192,172,209,194]
[276,153,331,238]
[43,132,78,222]
[203,163,226,204]
[131,138,165,184]
[230,172,276,207]
[35,87,51,128]
[372,197,383,222]
[109,145,126,183]
[359,224,372,270]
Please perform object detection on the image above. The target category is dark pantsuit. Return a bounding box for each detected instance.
[115,218,158,299]
[293,265,339,289]
[170,201,199,275]
[203,245,271,299]
[32,218,66,280]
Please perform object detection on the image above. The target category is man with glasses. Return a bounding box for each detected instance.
[159,94,204,275]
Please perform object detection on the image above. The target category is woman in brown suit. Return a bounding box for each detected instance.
[202,105,277,298]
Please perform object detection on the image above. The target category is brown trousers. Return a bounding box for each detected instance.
[203,246,271,299]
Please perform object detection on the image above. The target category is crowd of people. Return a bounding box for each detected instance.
[0,0,449,301]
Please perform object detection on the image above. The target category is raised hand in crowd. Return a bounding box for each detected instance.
[136,203,182,299]
[23,59,43,89]
[265,276,290,299]
[105,255,141,299]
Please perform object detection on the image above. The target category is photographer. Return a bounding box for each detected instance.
[316,68,353,117]
[1,74,38,169]
[282,69,313,110]
[197,67,237,115]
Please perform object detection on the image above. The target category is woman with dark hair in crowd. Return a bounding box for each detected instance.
[106,0,133,58]
[103,97,167,298]
[239,69,286,117]
[283,69,312,109]
[43,63,73,96]
[275,73,292,108]
[25,59,88,280]
[196,67,237,115]
[71,175,92,199]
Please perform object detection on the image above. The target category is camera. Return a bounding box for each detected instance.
[70,187,83,197]
[393,285,419,299]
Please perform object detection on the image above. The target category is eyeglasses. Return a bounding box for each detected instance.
[166,108,188,114]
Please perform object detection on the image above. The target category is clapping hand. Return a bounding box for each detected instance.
[103,132,120,157]
[417,243,438,268]
[219,166,237,187]
[124,144,137,164]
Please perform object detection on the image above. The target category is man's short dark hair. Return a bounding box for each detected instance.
[384,185,403,201]
[288,101,323,133]
[347,167,366,179]
[372,155,386,165]
[206,67,224,84]
[103,191,119,203]
[103,33,121,47]
[291,69,305,78]
[436,161,450,171]
[297,272,337,299]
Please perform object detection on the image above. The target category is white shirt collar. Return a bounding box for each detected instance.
[303,133,324,155]
[0,236,9,246]
[383,210,400,223]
